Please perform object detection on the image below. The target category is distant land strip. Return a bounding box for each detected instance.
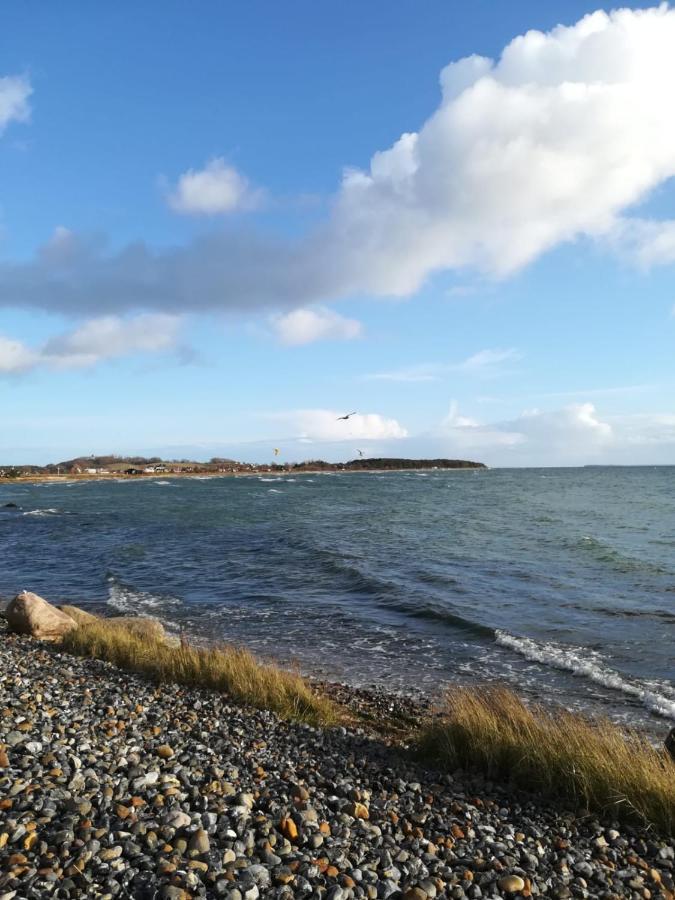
[0,455,486,479]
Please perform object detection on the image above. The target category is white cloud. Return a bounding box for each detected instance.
[441,402,613,462]
[6,6,675,316]
[168,158,262,215]
[0,314,181,374]
[43,313,180,367]
[437,402,524,452]
[608,217,675,267]
[366,363,443,383]
[125,402,675,466]
[609,412,675,446]
[432,402,675,464]
[0,336,37,373]
[319,3,675,295]
[267,409,408,441]
[366,348,521,383]
[330,401,612,464]
[455,348,521,375]
[442,400,480,429]
[349,401,616,465]
[512,402,613,445]
[272,307,362,346]
[0,74,31,133]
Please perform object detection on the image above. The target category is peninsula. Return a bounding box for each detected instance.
[0,455,486,480]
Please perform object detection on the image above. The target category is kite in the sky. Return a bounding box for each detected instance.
[337,411,357,421]
[273,448,280,456]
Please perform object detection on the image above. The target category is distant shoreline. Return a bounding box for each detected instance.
[2,460,486,484]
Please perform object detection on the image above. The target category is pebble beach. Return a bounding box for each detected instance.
[1,623,674,900]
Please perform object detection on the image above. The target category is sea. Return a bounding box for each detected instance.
[1,466,673,734]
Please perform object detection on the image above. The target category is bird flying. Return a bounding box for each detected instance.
[337,411,357,421]
[356,449,365,458]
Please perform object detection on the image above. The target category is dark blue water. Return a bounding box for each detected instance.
[1,467,674,731]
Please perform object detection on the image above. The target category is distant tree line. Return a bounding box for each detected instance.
[2,454,486,476]
[291,458,485,470]
[342,458,485,470]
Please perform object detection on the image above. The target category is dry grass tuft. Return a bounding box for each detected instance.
[59,606,164,641]
[418,685,675,833]
[61,618,342,727]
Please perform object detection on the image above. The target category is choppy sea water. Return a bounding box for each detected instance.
[1,467,674,733]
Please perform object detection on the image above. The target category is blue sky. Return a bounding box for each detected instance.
[2,1,675,465]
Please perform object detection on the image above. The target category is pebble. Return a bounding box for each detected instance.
[188,828,210,854]
[0,622,673,900]
[164,809,191,829]
[498,874,525,892]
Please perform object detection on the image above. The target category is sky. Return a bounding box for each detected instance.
[2,0,675,466]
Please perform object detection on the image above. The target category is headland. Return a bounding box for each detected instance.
[0,455,487,483]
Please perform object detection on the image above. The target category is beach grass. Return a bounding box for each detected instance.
[55,613,675,831]
[417,685,675,833]
[59,605,165,640]
[61,618,343,727]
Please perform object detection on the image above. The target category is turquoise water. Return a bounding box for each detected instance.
[1,467,674,732]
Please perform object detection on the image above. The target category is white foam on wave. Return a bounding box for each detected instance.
[496,630,675,720]
[258,477,280,482]
[153,480,173,485]
[267,488,282,494]
[22,508,60,517]
[107,575,181,614]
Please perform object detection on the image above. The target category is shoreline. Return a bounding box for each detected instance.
[2,465,486,485]
[1,621,674,900]
[0,591,671,742]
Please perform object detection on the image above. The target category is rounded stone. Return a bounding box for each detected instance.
[498,875,526,893]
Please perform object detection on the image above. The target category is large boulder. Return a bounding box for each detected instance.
[58,604,98,626]
[6,591,77,640]
[106,616,165,641]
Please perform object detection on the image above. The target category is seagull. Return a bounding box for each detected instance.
[337,411,357,421]
[355,449,365,458]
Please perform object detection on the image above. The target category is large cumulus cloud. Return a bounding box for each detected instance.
[4,5,675,318]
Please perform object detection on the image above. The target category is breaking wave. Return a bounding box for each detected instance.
[496,630,675,720]
[106,574,182,615]
[22,508,60,517]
